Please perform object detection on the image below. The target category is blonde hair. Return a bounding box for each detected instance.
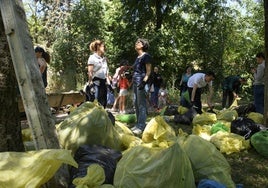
[89,39,104,52]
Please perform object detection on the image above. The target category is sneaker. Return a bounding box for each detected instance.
[110,108,117,112]
[131,126,143,135]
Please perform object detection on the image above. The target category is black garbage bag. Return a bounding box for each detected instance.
[164,105,179,116]
[69,145,122,188]
[174,107,197,125]
[231,117,261,139]
[106,110,115,125]
[234,103,256,117]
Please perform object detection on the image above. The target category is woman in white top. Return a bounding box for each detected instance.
[87,39,110,108]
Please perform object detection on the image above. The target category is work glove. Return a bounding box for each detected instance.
[138,81,146,90]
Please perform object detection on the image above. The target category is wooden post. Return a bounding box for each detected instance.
[0,0,60,149]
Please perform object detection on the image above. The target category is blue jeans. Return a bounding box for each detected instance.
[94,80,107,108]
[133,83,147,130]
[253,85,264,114]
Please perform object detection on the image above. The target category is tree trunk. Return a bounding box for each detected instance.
[264,0,268,125]
[0,12,24,152]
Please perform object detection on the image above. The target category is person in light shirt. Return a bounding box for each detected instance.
[251,52,265,114]
[87,39,110,108]
[187,71,215,114]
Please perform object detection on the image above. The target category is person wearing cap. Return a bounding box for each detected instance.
[251,52,265,114]
[131,38,152,135]
[186,71,215,114]
[35,46,49,88]
[222,75,247,109]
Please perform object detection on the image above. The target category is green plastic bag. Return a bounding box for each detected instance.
[211,122,229,134]
[251,130,268,158]
[115,114,136,123]
[182,90,190,103]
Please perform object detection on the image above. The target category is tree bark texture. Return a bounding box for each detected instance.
[0,12,24,152]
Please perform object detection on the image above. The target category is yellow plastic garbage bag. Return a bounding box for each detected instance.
[178,105,189,114]
[192,124,212,141]
[113,142,196,188]
[73,164,114,188]
[21,128,33,141]
[0,149,78,188]
[178,133,236,188]
[192,112,217,126]
[247,112,264,124]
[216,109,238,122]
[114,122,143,150]
[56,102,122,154]
[210,131,251,154]
[142,116,176,143]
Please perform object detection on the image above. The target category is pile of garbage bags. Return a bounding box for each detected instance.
[4,100,267,187]
[55,101,238,187]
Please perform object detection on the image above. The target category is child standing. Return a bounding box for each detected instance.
[118,72,131,113]
[158,84,168,110]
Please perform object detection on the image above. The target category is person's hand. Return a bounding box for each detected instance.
[138,81,146,90]
[87,82,95,95]
[108,84,114,93]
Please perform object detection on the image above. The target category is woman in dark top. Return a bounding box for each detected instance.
[131,38,152,135]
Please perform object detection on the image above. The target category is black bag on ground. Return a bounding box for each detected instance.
[231,117,261,139]
[174,107,197,125]
[164,105,179,116]
[69,145,122,187]
[234,103,256,117]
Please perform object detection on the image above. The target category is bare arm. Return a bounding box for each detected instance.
[207,85,214,108]
[38,58,47,73]
[191,84,198,102]
[143,63,152,82]
[87,65,94,83]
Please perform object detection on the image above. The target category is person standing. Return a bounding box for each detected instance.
[252,52,265,114]
[111,59,130,111]
[158,83,168,110]
[87,39,110,108]
[150,66,163,108]
[118,72,131,113]
[35,46,48,88]
[131,38,152,135]
[222,75,246,109]
[187,71,215,114]
[179,66,192,95]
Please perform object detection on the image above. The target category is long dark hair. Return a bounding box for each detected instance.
[35,46,50,64]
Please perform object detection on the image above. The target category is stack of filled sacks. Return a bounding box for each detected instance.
[192,109,250,154]
[55,101,243,187]
[113,116,235,187]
